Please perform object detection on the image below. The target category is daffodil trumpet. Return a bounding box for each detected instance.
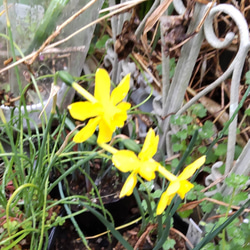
[59,69,131,144]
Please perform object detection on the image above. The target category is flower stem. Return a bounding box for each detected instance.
[222,188,236,250]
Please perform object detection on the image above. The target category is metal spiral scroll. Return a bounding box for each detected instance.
[160,1,250,195]
[204,4,250,194]
[190,4,250,195]
[204,5,250,176]
[173,0,187,15]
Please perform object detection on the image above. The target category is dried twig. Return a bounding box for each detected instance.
[178,197,250,214]
[170,227,194,249]
[134,224,156,250]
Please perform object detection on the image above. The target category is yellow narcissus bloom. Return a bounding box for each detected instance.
[111,128,160,198]
[156,156,206,215]
[61,68,131,144]
[99,128,206,215]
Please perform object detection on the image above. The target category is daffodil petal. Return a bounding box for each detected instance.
[94,68,111,105]
[119,173,137,197]
[116,102,131,112]
[178,155,206,180]
[156,190,174,215]
[68,102,102,121]
[112,150,139,173]
[113,102,131,128]
[138,128,159,161]
[139,160,158,181]
[111,74,130,105]
[156,181,180,215]
[97,120,113,144]
[177,180,194,199]
[73,117,100,143]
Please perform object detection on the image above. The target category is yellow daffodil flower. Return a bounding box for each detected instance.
[156,156,206,215]
[98,126,206,215]
[59,69,131,144]
[100,128,160,198]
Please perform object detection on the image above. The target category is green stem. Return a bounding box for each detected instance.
[35,74,58,184]
[47,153,98,193]
[58,181,90,249]
[34,112,54,180]
[6,183,39,237]
[37,177,49,250]
[221,188,236,250]
[174,129,198,175]
[193,198,250,249]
